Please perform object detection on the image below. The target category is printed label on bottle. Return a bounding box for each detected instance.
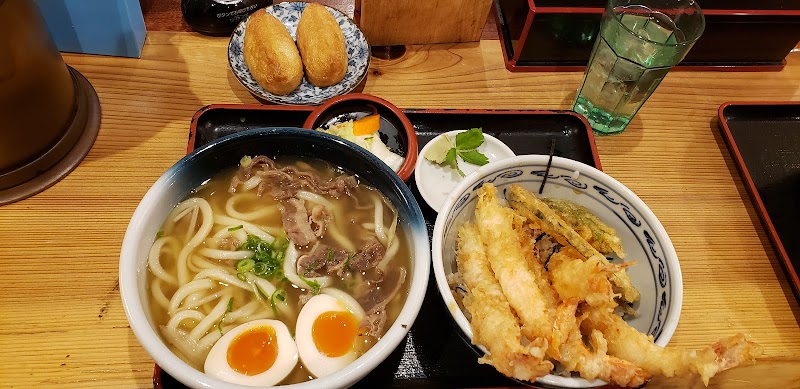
[216,3,258,21]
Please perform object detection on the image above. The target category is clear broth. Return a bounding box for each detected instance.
[146,156,411,384]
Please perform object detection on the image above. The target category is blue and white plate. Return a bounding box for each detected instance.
[228,2,370,105]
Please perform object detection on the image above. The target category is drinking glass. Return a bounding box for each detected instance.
[573,0,704,135]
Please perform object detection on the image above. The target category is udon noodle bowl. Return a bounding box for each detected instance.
[146,155,410,386]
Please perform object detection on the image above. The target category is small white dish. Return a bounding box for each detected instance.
[414,131,515,212]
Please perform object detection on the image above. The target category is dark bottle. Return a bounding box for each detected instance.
[181,0,270,36]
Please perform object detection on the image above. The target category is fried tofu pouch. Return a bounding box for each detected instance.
[296,3,347,87]
[243,11,303,95]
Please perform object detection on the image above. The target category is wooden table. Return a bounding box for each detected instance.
[1,7,800,389]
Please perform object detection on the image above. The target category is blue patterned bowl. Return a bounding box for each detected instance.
[431,155,682,388]
[228,2,370,105]
[120,128,430,388]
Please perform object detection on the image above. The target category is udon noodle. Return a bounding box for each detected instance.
[146,156,410,384]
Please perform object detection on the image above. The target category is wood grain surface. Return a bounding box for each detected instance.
[0,30,799,388]
[359,0,494,45]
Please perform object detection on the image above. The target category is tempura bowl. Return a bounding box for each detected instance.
[120,127,430,388]
[431,155,682,388]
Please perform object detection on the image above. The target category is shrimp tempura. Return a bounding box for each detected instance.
[456,222,553,380]
[584,308,763,385]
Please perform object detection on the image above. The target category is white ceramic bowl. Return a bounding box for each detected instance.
[415,131,515,212]
[431,155,682,388]
[120,128,430,389]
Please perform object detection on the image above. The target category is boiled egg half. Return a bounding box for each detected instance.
[296,294,363,378]
[204,319,298,386]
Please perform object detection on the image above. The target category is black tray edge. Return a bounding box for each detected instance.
[717,101,800,300]
[188,104,603,170]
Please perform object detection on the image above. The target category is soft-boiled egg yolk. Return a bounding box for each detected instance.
[296,294,364,378]
[227,325,278,375]
[312,311,359,357]
[204,319,298,387]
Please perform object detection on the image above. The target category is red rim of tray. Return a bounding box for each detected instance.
[717,101,800,298]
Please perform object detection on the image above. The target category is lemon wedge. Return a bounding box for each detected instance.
[423,135,454,164]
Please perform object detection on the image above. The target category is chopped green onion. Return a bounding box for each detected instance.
[298,274,321,295]
[269,288,285,317]
[228,225,244,231]
[253,262,268,276]
[217,297,234,335]
[236,258,255,273]
[238,234,286,280]
[254,284,269,301]
[344,252,356,272]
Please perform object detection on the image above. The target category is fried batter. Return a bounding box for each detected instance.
[550,299,651,387]
[456,222,554,380]
[584,307,763,385]
[451,184,761,387]
[507,184,640,304]
[525,239,650,387]
[475,185,649,387]
[517,222,561,311]
[475,184,555,342]
[542,198,625,257]
[548,247,630,309]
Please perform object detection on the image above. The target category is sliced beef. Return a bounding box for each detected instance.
[229,155,359,200]
[309,205,331,238]
[257,170,298,199]
[229,156,277,193]
[279,198,316,247]
[326,251,350,277]
[357,267,407,337]
[349,237,386,271]
[356,266,406,313]
[320,174,358,198]
[296,243,326,277]
[360,308,387,338]
[298,290,314,308]
[325,249,349,276]
[296,243,349,277]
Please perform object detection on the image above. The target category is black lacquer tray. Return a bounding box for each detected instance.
[718,102,800,302]
[155,104,602,388]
